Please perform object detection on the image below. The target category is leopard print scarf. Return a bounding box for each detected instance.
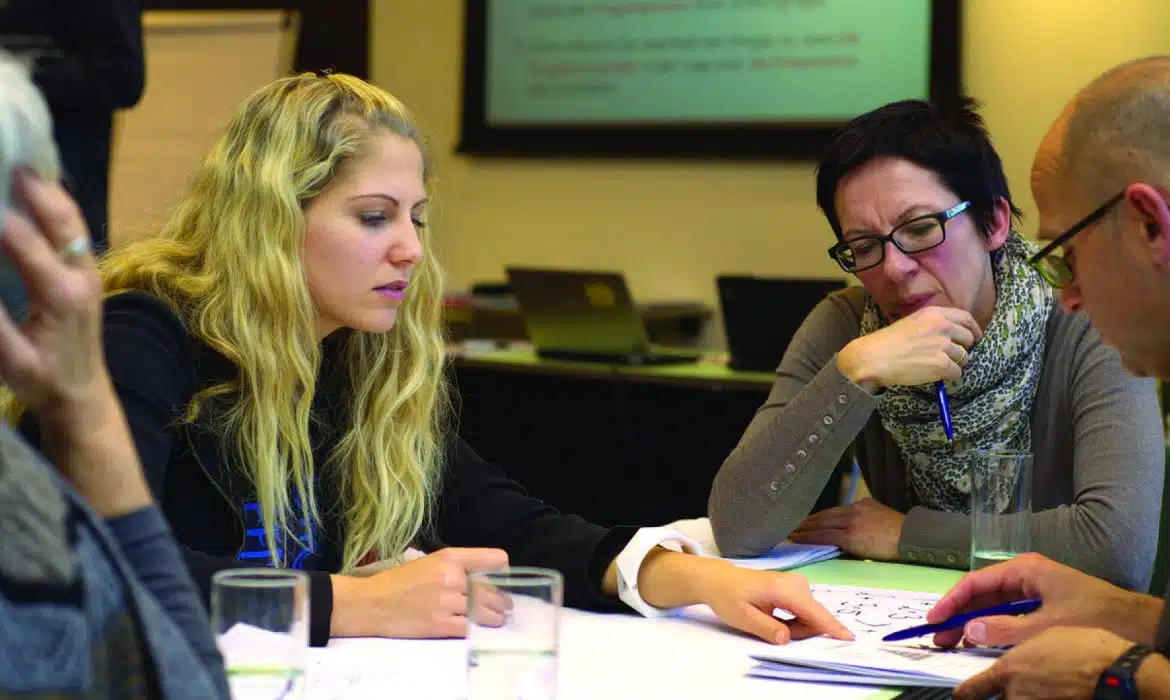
[859,232,1053,513]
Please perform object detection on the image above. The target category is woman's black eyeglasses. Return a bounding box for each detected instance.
[827,201,972,273]
[1027,191,1125,289]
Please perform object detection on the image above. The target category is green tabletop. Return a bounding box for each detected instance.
[800,558,964,595]
[795,559,966,699]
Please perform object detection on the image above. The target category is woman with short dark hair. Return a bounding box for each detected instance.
[709,98,1164,591]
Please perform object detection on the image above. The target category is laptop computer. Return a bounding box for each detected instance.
[505,266,701,366]
[718,275,847,372]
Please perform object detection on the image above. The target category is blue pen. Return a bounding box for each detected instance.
[880,599,1042,642]
[935,381,954,441]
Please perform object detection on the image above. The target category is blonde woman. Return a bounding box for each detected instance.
[11,72,851,647]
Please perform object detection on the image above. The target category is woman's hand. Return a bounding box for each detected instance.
[330,547,511,639]
[789,497,905,561]
[606,549,853,644]
[0,170,107,434]
[837,306,982,392]
[689,559,854,644]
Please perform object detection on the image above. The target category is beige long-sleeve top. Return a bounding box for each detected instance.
[709,287,1165,591]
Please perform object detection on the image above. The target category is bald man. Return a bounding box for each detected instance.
[921,56,1170,699]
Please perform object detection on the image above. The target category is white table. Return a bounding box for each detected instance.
[307,606,887,700]
[305,560,964,700]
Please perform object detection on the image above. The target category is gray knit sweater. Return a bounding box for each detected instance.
[0,423,229,698]
[709,287,1164,591]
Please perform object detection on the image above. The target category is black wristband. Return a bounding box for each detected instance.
[1095,643,1156,700]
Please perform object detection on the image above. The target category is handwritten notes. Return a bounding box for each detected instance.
[810,584,939,642]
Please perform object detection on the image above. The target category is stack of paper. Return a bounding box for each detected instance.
[722,542,840,571]
[748,637,1001,688]
[741,585,1002,689]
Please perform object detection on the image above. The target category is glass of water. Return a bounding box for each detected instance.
[969,450,1033,570]
[212,569,309,699]
[467,567,563,700]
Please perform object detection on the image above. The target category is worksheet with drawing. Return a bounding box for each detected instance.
[809,585,940,642]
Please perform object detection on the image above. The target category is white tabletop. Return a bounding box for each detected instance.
[305,604,889,700]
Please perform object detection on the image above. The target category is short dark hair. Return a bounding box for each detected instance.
[815,97,1021,241]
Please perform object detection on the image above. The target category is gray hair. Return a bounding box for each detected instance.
[0,49,59,217]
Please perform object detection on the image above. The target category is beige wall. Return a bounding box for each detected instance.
[370,1,1170,326]
[110,11,295,246]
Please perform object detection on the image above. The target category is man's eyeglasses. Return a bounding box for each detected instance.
[1027,191,1125,289]
[827,201,972,273]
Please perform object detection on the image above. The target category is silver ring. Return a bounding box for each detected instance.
[60,236,91,263]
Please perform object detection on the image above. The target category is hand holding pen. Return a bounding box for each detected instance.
[883,598,1041,642]
[924,554,1153,649]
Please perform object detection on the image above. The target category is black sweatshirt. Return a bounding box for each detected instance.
[21,292,637,646]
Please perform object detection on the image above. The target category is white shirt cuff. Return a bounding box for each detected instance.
[614,526,705,618]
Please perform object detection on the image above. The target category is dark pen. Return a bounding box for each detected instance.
[881,599,1042,642]
[935,381,954,441]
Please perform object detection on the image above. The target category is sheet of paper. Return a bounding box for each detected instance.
[722,543,840,571]
[747,585,1004,688]
[305,640,465,700]
[215,622,305,666]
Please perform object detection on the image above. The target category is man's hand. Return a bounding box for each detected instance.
[789,498,904,560]
[927,553,1162,648]
[955,627,1130,700]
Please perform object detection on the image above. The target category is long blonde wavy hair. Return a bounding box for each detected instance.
[4,73,449,571]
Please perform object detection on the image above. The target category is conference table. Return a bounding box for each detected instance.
[305,559,965,699]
